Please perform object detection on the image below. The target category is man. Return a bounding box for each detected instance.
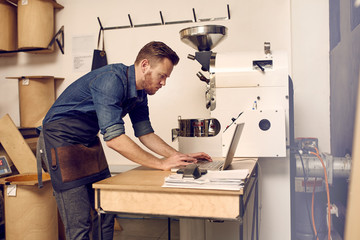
[36,41,211,240]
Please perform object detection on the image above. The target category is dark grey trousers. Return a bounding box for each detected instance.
[54,184,115,240]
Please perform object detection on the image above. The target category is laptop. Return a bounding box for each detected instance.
[196,123,244,171]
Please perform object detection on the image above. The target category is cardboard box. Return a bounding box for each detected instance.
[2,174,58,240]
[0,114,38,173]
[19,127,40,155]
[17,0,63,51]
[0,0,17,52]
[6,76,64,128]
[0,114,61,239]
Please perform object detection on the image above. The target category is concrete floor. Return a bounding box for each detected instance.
[113,216,179,240]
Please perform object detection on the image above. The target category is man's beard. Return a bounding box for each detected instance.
[143,72,158,95]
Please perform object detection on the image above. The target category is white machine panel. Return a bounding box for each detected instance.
[211,51,289,88]
[211,87,289,157]
[221,109,286,157]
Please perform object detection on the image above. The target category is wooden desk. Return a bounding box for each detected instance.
[93,158,258,240]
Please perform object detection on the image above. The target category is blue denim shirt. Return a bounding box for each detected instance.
[43,63,154,141]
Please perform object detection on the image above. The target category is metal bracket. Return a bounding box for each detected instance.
[48,25,65,54]
[0,26,65,54]
[172,128,179,142]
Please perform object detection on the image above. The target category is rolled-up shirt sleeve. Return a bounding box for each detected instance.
[103,123,125,141]
[103,118,153,141]
[133,120,154,137]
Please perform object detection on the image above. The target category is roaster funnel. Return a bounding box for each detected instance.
[179,25,228,51]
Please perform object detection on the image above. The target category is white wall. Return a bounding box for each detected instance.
[291,0,331,152]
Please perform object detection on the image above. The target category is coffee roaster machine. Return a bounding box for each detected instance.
[173,25,289,159]
[172,24,290,240]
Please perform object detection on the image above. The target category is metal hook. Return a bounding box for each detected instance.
[97,17,104,30]
[160,11,164,25]
[128,14,133,27]
[227,4,231,19]
[192,8,197,22]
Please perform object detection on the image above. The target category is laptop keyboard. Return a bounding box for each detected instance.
[197,160,223,170]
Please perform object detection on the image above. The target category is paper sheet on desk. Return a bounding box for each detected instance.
[162,169,249,191]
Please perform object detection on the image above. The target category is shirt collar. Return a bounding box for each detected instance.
[127,64,145,101]
[127,65,137,98]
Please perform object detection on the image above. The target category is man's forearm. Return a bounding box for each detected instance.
[106,134,165,169]
[139,132,178,157]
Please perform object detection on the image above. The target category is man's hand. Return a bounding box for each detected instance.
[186,152,212,162]
[160,152,213,171]
[161,152,198,170]
[107,133,213,171]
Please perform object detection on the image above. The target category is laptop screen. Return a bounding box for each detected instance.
[222,123,245,170]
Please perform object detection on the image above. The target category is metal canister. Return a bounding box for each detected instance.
[172,117,221,141]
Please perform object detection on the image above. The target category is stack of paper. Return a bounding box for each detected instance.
[162,169,249,191]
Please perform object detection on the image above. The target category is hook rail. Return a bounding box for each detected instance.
[97,4,230,31]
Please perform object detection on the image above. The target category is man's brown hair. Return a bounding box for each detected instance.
[135,41,179,66]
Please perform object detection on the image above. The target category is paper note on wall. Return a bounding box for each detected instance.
[72,35,95,72]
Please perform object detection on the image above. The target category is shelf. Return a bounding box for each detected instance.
[6,0,63,9]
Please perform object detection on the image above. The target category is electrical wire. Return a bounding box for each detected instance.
[223,112,243,133]
[312,177,319,240]
[297,150,308,192]
[310,147,331,240]
[297,150,318,239]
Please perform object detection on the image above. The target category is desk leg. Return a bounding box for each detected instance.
[251,180,259,240]
[240,220,243,240]
[255,180,258,240]
[168,218,171,240]
[96,189,103,240]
